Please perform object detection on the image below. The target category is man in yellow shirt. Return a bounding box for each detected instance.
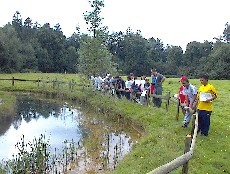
[197,75,217,136]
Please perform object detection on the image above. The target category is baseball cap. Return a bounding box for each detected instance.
[179,75,187,82]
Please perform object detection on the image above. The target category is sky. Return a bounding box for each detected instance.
[0,0,229,50]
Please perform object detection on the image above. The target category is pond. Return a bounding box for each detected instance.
[0,94,141,173]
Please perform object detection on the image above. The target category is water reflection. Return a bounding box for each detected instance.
[0,95,140,173]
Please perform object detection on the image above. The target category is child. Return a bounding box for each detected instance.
[178,76,187,115]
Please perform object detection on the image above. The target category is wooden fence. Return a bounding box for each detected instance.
[146,112,198,174]
[0,77,84,91]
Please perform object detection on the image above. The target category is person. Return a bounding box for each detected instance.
[125,76,133,100]
[177,76,187,115]
[180,77,197,128]
[130,76,139,103]
[144,77,151,90]
[196,74,217,136]
[140,77,150,105]
[130,73,135,81]
[114,76,125,99]
[151,68,166,108]
[94,74,103,91]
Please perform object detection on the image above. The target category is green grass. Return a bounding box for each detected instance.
[0,73,229,174]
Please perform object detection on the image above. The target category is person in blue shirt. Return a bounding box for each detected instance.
[151,68,166,108]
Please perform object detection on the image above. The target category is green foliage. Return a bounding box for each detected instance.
[84,0,105,38]
[223,22,230,43]
[4,134,50,173]
[204,44,230,79]
[0,25,23,73]
[0,11,80,74]
[78,36,117,76]
[164,45,184,75]
[0,10,229,79]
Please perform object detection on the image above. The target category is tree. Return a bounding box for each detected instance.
[0,25,23,72]
[84,0,106,38]
[22,17,35,41]
[184,41,203,76]
[223,22,230,43]
[122,30,149,76]
[164,45,184,75]
[12,11,22,35]
[204,44,230,79]
[145,37,166,74]
[78,36,116,76]
[36,23,67,72]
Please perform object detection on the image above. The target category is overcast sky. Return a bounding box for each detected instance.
[0,0,229,50]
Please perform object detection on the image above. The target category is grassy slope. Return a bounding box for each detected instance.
[0,73,229,174]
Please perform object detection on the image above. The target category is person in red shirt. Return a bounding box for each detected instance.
[178,76,187,115]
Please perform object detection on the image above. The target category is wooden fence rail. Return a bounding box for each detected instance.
[0,77,84,91]
[146,112,198,174]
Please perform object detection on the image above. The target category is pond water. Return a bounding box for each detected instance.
[0,94,141,173]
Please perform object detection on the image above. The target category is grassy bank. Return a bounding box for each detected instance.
[0,73,229,174]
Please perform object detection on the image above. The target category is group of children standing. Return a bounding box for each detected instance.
[177,75,217,136]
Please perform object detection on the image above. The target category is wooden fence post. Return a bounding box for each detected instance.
[53,81,55,89]
[71,79,74,91]
[190,114,196,137]
[82,82,85,92]
[176,98,180,120]
[146,89,150,106]
[182,135,192,174]
[166,91,170,111]
[69,81,71,90]
[12,77,15,86]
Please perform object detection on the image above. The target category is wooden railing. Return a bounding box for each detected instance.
[146,112,198,174]
[0,77,83,91]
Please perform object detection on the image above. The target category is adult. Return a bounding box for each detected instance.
[115,76,125,99]
[196,74,217,136]
[151,68,166,108]
[94,74,103,91]
[181,77,197,128]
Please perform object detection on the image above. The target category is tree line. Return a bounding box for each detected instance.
[0,0,229,79]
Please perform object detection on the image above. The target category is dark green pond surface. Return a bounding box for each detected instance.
[0,95,141,173]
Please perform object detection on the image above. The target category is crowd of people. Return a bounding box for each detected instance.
[90,70,218,137]
[90,69,166,106]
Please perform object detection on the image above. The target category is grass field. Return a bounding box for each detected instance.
[0,73,229,174]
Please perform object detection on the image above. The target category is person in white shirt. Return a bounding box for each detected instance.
[125,76,133,100]
[94,74,103,91]
[181,77,197,128]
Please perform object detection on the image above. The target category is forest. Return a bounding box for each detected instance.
[0,0,229,79]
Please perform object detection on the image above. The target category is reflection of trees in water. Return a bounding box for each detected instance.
[67,112,137,173]
[15,96,62,123]
[12,114,22,130]
[0,103,16,136]
[0,116,13,136]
